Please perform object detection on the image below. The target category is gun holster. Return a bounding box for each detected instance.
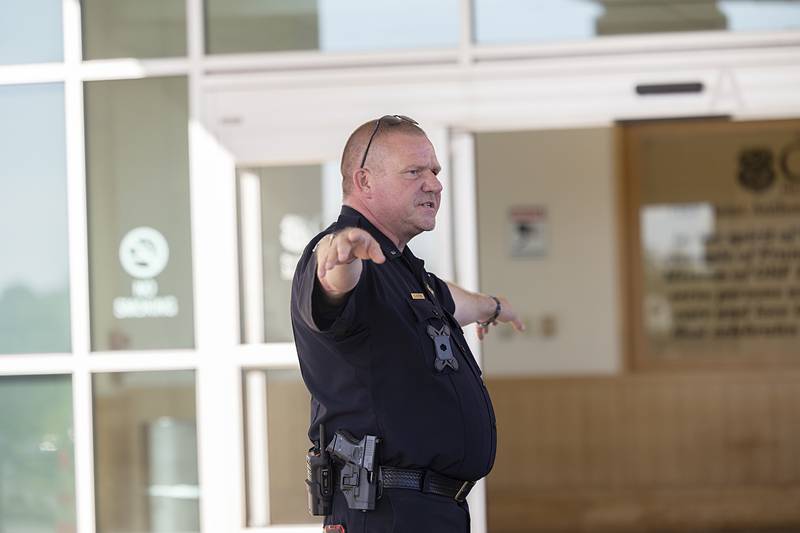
[326,430,381,511]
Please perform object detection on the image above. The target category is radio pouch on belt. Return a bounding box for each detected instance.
[305,424,333,516]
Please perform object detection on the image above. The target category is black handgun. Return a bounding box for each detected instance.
[326,430,380,511]
[305,424,333,516]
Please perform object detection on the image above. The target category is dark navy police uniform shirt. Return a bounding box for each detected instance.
[291,206,496,483]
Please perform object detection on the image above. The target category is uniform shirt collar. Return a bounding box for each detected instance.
[337,205,404,261]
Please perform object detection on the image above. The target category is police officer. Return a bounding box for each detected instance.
[291,115,524,532]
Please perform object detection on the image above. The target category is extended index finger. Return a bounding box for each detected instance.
[368,238,385,264]
[347,229,385,264]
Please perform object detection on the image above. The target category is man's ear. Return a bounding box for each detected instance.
[353,168,373,197]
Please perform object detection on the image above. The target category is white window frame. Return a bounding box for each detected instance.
[0,0,798,532]
[217,124,457,531]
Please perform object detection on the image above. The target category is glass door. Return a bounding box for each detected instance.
[225,127,458,531]
[236,162,338,529]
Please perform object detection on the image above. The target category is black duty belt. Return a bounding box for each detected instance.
[379,466,476,503]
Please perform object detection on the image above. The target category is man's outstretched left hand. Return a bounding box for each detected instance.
[477,295,525,340]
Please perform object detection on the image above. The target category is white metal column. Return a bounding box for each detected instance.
[450,131,488,533]
[63,0,95,531]
[187,1,247,532]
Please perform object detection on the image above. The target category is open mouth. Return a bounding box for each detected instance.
[420,201,436,209]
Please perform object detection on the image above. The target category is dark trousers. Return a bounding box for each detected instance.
[324,487,471,533]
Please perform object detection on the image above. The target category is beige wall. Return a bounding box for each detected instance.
[486,373,800,533]
[475,128,621,376]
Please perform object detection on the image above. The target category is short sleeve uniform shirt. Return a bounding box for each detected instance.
[291,206,496,482]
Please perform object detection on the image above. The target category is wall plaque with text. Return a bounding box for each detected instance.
[624,119,800,369]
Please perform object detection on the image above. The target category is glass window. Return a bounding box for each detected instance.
[238,165,341,344]
[0,375,75,532]
[0,0,63,65]
[85,77,195,351]
[205,0,459,55]
[473,0,800,45]
[0,83,70,354]
[243,368,318,526]
[236,158,451,345]
[81,0,186,60]
[93,370,199,533]
[720,0,800,32]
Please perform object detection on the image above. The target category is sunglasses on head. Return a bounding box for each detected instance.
[360,115,419,169]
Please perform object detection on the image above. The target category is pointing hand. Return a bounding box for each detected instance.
[317,228,386,280]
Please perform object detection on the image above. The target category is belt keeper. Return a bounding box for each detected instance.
[454,480,475,503]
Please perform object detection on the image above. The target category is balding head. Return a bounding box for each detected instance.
[341,116,427,197]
